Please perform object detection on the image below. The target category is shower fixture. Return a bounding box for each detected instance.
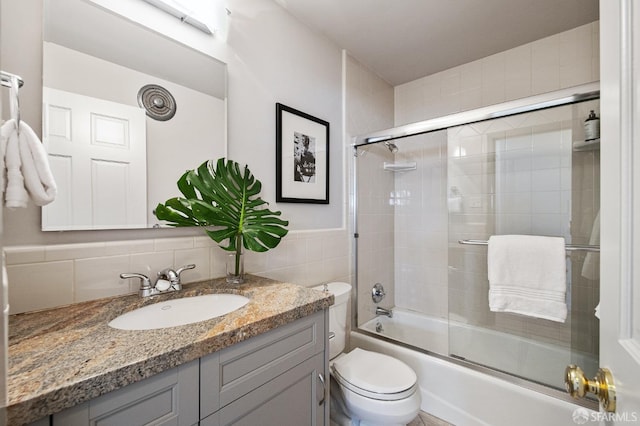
[384,141,399,153]
[372,283,386,303]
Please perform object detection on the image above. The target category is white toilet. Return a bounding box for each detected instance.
[313,282,421,426]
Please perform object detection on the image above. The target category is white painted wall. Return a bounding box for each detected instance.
[0,0,351,312]
[1,0,344,246]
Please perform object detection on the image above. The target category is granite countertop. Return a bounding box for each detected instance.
[7,275,333,425]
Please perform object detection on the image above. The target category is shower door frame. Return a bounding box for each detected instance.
[351,82,600,410]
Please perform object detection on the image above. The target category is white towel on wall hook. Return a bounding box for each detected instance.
[1,118,57,207]
[1,119,28,207]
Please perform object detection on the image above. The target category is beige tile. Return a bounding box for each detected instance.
[104,239,155,256]
[154,237,194,252]
[210,247,228,279]
[481,52,506,106]
[45,243,106,262]
[322,234,349,260]
[174,247,211,283]
[531,35,560,94]
[7,261,74,314]
[128,251,174,285]
[266,240,293,270]
[75,255,131,302]
[194,236,217,248]
[4,245,46,265]
[505,44,532,100]
[305,237,324,263]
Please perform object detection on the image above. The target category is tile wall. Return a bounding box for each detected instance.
[393,132,448,319]
[395,22,599,125]
[6,229,350,314]
[355,143,395,325]
[344,53,395,325]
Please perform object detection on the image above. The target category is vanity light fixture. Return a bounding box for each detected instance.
[143,0,214,34]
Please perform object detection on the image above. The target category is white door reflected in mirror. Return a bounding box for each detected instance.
[42,88,147,230]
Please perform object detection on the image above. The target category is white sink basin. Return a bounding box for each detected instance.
[108,294,250,330]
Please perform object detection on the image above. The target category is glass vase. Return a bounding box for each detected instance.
[226,252,244,284]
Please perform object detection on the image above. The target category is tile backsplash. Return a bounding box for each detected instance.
[5,229,350,314]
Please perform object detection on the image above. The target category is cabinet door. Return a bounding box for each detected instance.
[217,352,326,426]
[201,311,325,419]
[53,360,199,426]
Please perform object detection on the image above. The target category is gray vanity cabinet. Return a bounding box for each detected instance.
[52,359,200,426]
[201,310,327,425]
[45,310,328,426]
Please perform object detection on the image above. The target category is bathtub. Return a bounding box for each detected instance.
[354,308,598,426]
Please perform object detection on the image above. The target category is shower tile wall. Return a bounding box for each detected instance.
[345,53,395,326]
[395,22,599,126]
[393,132,448,318]
[345,54,395,137]
[356,144,395,324]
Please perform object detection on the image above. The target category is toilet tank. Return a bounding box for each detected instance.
[312,282,351,360]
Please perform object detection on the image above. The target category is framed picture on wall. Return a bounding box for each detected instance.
[276,103,330,204]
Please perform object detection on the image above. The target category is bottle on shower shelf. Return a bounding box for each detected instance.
[584,110,600,141]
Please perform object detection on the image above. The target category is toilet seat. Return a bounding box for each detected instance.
[331,348,417,401]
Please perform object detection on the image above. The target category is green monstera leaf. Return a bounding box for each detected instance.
[155,158,289,264]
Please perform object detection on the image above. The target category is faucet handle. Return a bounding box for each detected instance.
[175,264,196,277]
[120,273,152,293]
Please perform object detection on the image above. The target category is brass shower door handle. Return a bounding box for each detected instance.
[565,364,616,412]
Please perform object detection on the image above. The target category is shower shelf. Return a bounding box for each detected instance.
[383,162,417,172]
[572,139,600,151]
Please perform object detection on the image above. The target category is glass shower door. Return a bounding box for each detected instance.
[355,130,450,356]
[447,99,600,391]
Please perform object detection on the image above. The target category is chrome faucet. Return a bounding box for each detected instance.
[121,264,196,297]
[375,306,393,318]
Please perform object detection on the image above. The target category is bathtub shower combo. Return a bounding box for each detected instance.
[352,84,601,425]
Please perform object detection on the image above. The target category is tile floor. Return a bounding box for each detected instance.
[408,411,453,426]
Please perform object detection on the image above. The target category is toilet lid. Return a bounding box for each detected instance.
[332,348,417,401]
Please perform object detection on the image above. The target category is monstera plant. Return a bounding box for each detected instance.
[154,158,289,283]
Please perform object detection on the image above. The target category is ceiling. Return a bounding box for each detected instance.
[275,0,599,86]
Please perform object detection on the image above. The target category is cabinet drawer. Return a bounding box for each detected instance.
[200,310,325,417]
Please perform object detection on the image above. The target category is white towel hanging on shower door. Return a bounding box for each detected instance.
[487,235,567,322]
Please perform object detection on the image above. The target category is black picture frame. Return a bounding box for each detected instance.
[276,103,330,204]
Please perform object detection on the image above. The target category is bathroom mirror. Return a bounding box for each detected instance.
[41,0,227,230]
